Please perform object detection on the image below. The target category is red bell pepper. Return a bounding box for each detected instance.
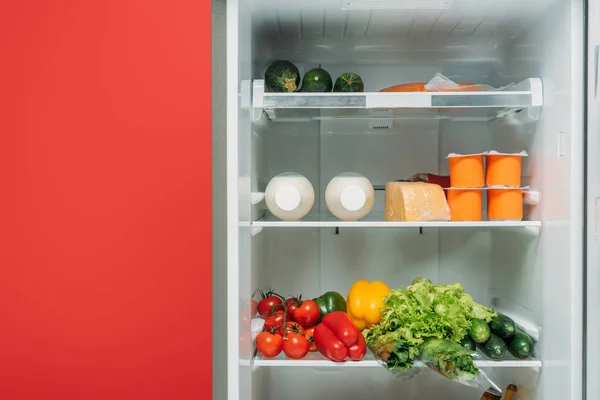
[313,311,367,362]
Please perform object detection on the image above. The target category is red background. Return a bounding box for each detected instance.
[0,1,212,399]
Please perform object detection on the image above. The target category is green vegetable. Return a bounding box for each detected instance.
[481,333,506,359]
[313,291,346,323]
[459,336,476,352]
[369,340,420,371]
[363,277,496,367]
[333,72,364,92]
[420,338,479,381]
[264,60,300,92]
[469,319,491,344]
[508,331,534,359]
[299,68,333,92]
[489,314,516,339]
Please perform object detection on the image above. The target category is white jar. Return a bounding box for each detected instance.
[264,173,315,221]
[325,173,375,221]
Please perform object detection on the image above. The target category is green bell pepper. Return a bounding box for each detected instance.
[313,291,346,323]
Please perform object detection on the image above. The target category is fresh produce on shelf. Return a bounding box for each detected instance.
[313,291,346,323]
[283,332,310,360]
[379,82,427,92]
[277,321,305,337]
[299,67,333,92]
[257,290,284,318]
[256,331,283,358]
[363,278,500,395]
[459,336,477,352]
[346,280,391,330]
[364,278,496,352]
[285,296,302,321]
[420,338,479,381]
[333,72,364,92]
[480,333,507,359]
[489,313,516,339]
[507,330,535,359]
[264,311,285,332]
[313,311,367,362]
[264,60,300,92]
[304,326,317,352]
[292,299,320,327]
[469,319,492,344]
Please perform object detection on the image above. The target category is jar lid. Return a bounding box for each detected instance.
[340,185,366,211]
[275,185,301,211]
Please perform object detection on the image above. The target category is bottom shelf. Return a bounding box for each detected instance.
[252,352,542,369]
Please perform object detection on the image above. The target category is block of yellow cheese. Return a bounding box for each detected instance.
[384,182,451,222]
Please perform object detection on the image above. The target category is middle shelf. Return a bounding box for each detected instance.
[251,214,542,230]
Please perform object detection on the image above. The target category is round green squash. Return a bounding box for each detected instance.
[333,72,364,92]
[264,60,300,92]
[299,68,333,92]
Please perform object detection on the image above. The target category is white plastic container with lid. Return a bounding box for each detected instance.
[325,173,375,221]
[264,173,315,221]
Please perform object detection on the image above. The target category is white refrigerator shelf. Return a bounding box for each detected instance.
[249,78,543,121]
[251,352,542,370]
[251,215,542,230]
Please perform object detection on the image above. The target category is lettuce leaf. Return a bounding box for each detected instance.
[364,278,496,350]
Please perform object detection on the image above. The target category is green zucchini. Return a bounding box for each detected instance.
[299,68,333,92]
[333,72,364,92]
[481,333,507,359]
[508,331,535,359]
[489,314,516,339]
[264,60,300,92]
[469,319,491,344]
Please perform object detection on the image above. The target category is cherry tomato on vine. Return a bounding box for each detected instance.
[285,297,302,321]
[257,293,283,318]
[283,332,309,360]
[293,300,320,327]
[264,311,285,332]
[256,331,283,358]
[277,321,305,337]
[304,326,317,352]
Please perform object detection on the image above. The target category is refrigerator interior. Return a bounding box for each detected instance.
[227,0,584,399]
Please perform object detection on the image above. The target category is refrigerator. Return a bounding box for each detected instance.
[226,0,596,399]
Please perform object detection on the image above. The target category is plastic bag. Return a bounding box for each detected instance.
[368,338,502,396]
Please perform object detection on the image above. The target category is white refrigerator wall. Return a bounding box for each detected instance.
[228,0,586,399]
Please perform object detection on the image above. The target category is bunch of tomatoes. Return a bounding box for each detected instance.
[252,290,321,360]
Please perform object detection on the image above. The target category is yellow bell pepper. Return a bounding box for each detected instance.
[346,280,391,330]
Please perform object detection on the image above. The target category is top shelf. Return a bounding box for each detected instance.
[251,78,543,121]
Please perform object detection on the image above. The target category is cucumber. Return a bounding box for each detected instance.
[481,333,507,359]
[468,319,491,344]
[459,336,476,352]
[489,314,516,339]
[508,331,534,359]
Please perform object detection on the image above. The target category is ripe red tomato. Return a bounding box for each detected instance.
[277,321,305,337]
[256,331,283,358]
[258,294,283,318]
[250,299,257,317]
[293,300,320,327]
[264,311,285,332]
[285,297,302,321]
[304,326,317,352]
[283,332,310,360]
